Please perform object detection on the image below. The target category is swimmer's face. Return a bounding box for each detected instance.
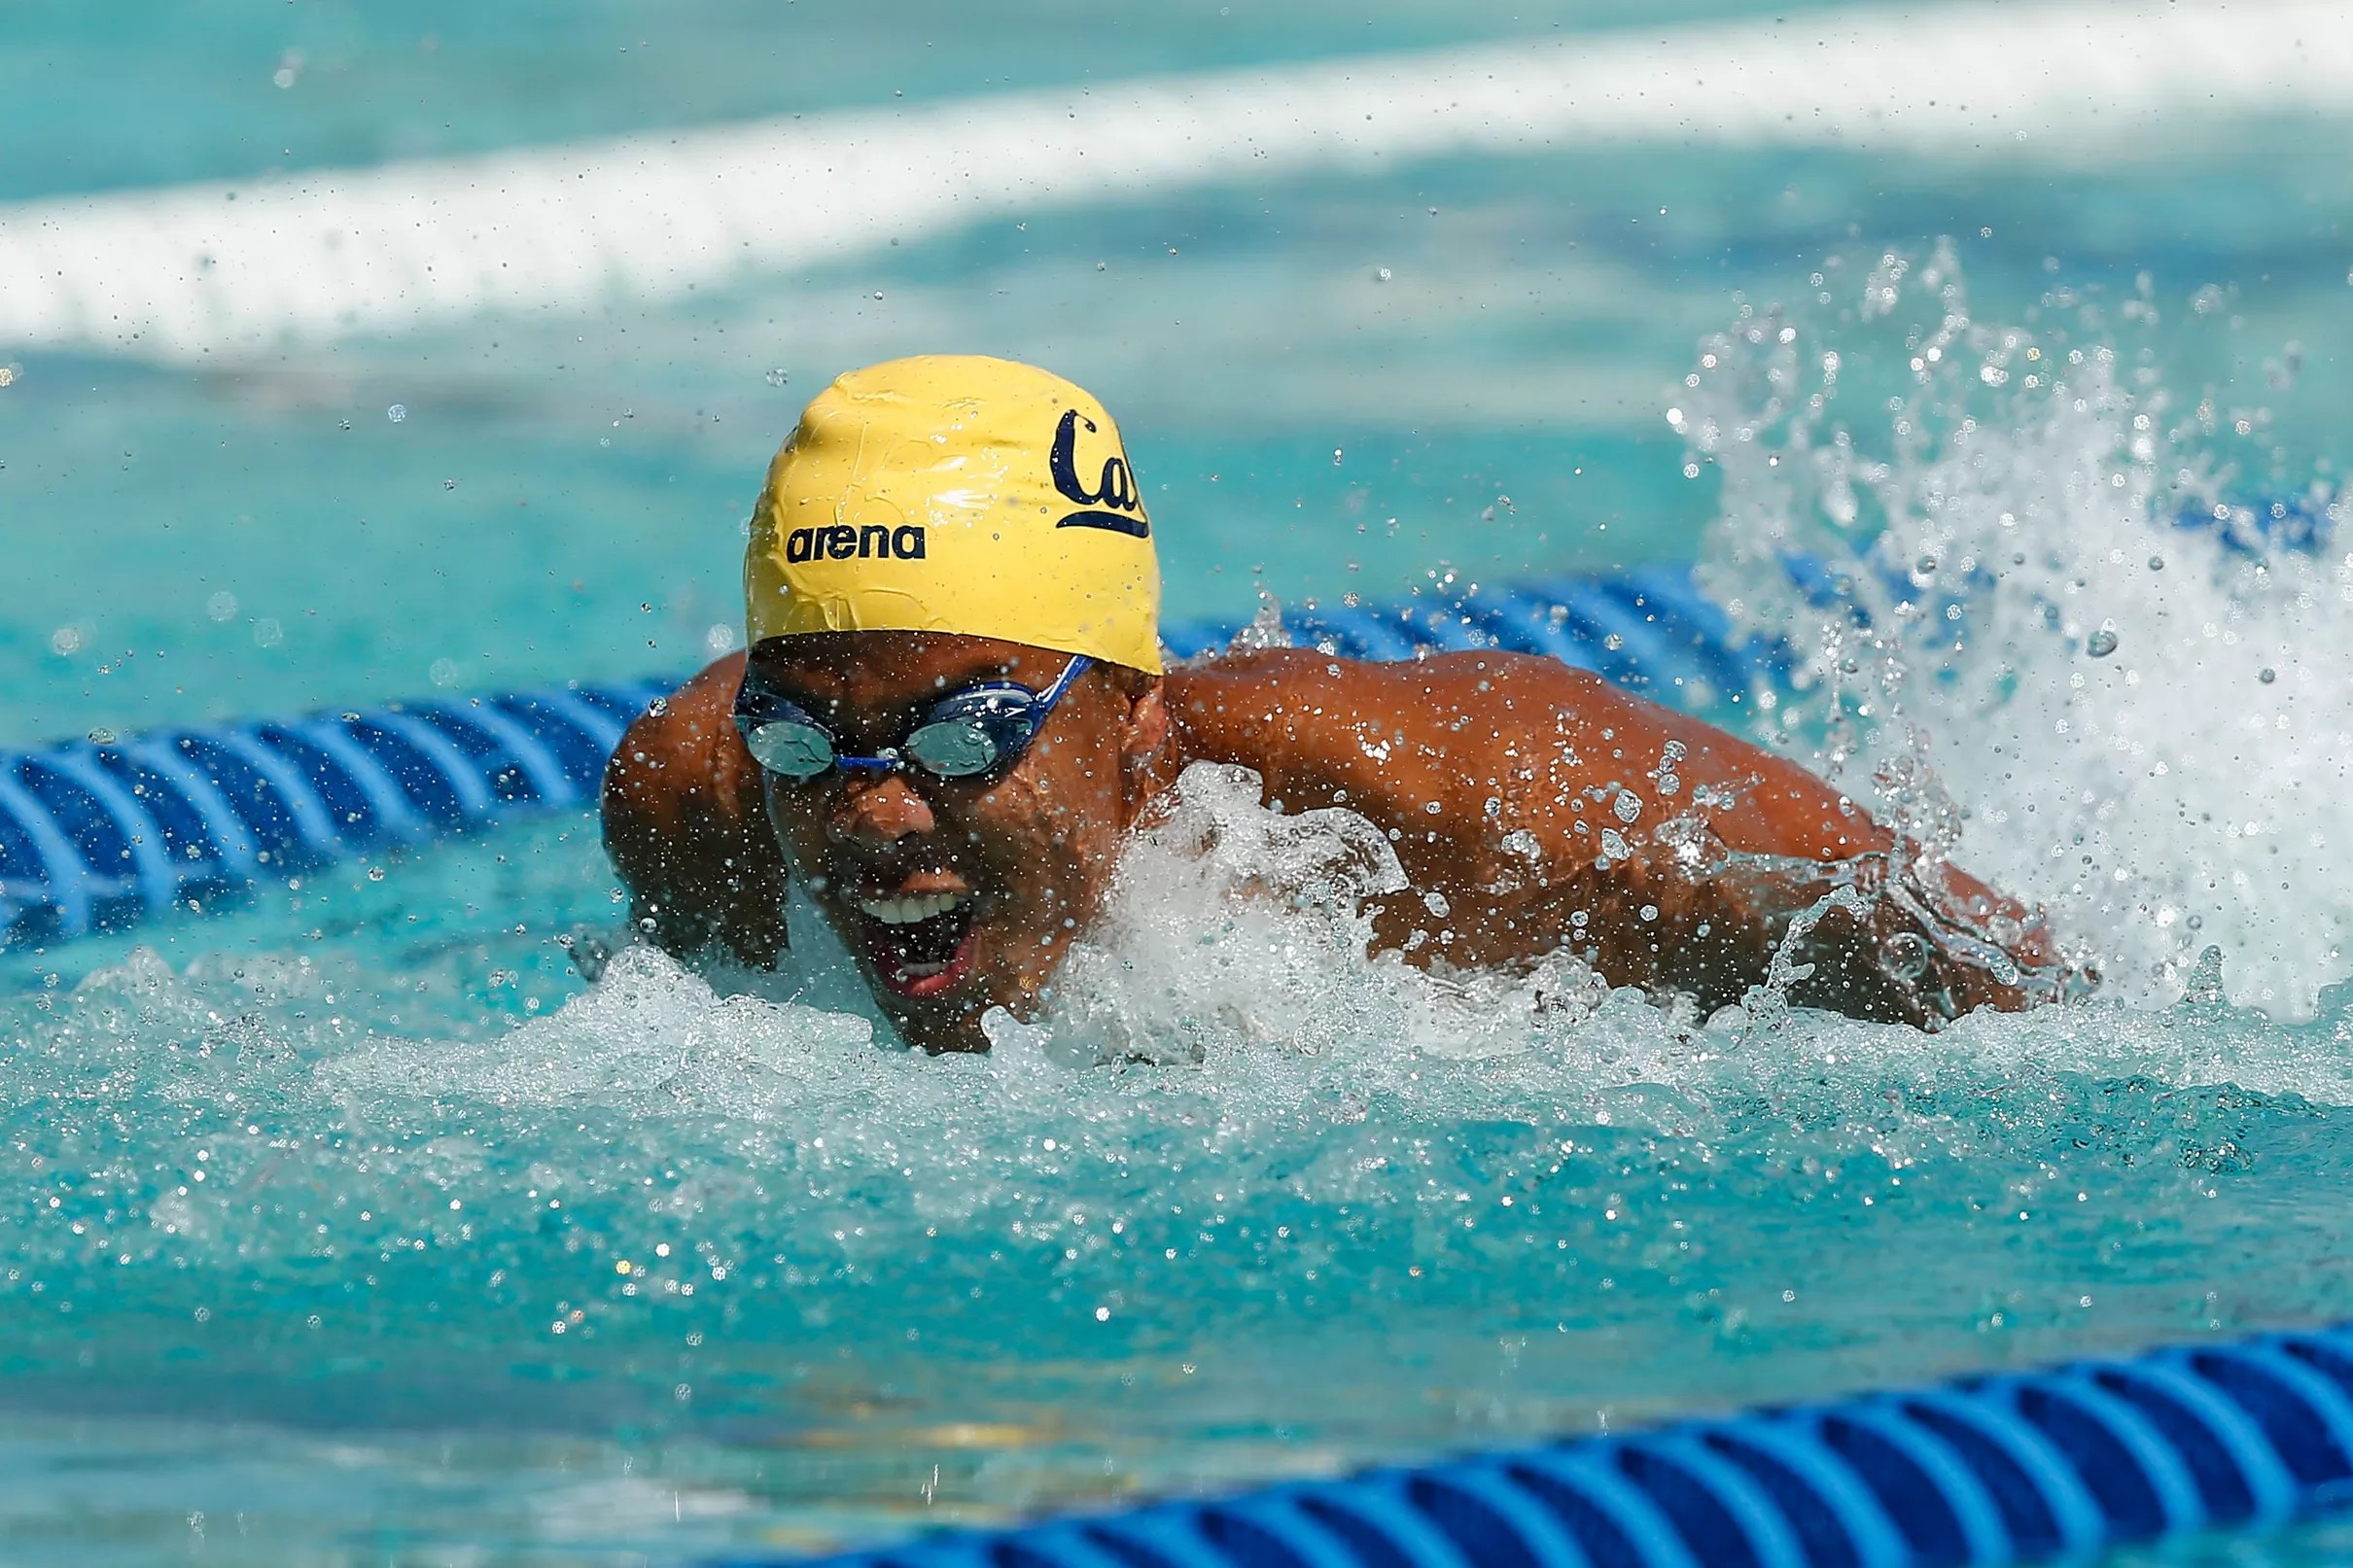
[742,632,1163,1054]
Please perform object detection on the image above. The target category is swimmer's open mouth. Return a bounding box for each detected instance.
[853,890,982,998]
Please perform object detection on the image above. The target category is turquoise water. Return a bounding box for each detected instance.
[4,3,2353,1563]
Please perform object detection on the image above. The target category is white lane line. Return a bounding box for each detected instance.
[2,0,2346,363]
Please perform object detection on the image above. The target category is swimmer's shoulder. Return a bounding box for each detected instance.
[1159,645,1622,798]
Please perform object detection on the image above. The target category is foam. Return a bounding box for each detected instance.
[314,763,2353,1134]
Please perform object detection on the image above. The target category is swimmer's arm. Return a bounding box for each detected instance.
[1172,649,2057,1023]
[1414,657,2059,1021]
[600,653,792,970]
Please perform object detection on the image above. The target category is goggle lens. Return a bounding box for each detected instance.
[741,718,836,781]
[902,720,1002,777]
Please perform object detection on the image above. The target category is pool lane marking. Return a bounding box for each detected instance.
[0,0,2349,362]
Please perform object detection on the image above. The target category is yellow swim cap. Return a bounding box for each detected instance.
[745,355,1163,674]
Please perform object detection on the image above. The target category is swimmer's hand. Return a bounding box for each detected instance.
[601,653,792,970]
[1760,849,2090,1027]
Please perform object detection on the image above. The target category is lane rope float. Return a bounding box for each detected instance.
[0,680,670,950]
[746,1321,2353,1568]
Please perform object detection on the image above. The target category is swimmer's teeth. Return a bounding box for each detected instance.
[856,891,970,925]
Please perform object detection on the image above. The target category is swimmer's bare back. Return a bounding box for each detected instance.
[605,648,2064,1028]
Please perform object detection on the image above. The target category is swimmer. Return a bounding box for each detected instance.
[604,356,2071,1053]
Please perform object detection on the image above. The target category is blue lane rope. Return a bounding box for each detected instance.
[740,1323,2353,1568]
[1160,570,1787,701]
[0,679,672,951]
[0,569,1778,954]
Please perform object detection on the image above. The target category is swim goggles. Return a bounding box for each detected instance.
[733,654,1094,784]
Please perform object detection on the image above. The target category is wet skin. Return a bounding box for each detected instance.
[603,632,2067,1052]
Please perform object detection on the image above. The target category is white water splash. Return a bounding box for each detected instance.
[983,760,1634,1068]
[1684,244,2353,1016]
[304,763,2353,1124]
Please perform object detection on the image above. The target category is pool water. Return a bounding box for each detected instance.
[3,3,2353,1563]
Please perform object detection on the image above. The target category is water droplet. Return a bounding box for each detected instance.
[386,403,407,423]
[86,728,117,747]
[2086,627,2120,657]
[1374,266,1392,283]
[2259,666,2277,683]
[1881,929,1932,980]
[2147,555,2164,571]
[442,477,456,490]
[764,368,790,388]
